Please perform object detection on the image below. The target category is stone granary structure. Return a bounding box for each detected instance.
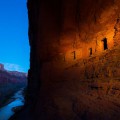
[10,0,120,120]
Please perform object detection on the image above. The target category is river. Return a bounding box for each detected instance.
[0,88,25,120]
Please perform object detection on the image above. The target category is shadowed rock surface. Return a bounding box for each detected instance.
[10,0,120,120]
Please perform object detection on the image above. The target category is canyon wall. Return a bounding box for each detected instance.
[0,64,27,107]
[25,0,120,119]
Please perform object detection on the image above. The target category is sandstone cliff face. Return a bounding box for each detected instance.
[26,0,120,119]
[28,0,120,62]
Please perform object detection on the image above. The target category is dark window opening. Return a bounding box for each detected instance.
[89,48,92,56]
[72,51,76,60]
[102,38,108,50]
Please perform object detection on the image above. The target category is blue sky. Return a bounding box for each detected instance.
[0,0,30,73]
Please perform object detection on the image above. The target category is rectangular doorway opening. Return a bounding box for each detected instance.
[89,48,92,56]
[102,38,108,50]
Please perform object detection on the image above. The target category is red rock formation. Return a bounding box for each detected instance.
[10,0,120,120]
[0,64,5,70]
